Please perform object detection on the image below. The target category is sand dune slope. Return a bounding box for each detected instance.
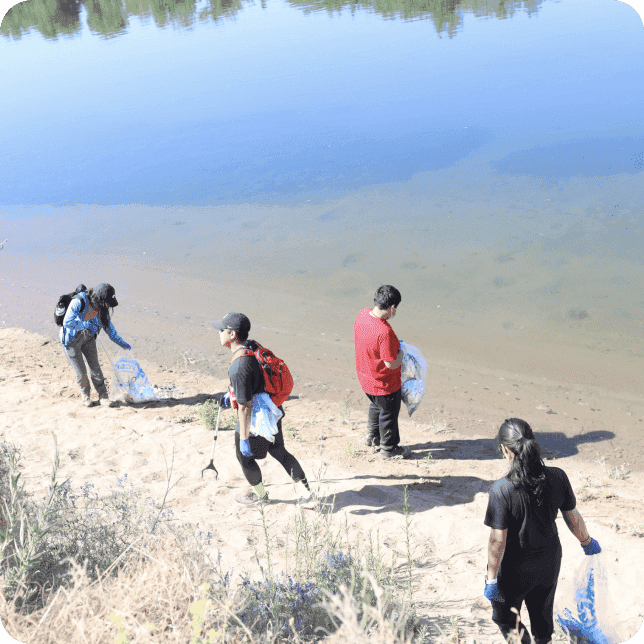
[0,328,642,642]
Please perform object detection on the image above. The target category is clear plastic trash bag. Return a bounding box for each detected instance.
[400,342,427,384]
[250,393,283,442]
[400,342,427,417]
[111,349,158,403]
[555,552,623,644]
[402,378,425,417]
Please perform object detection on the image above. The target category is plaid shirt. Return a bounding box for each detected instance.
[60,291,129,349]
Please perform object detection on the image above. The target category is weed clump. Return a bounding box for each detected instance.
[0,440,418,644]
[0,437,196,612]
[196,399,220,430]
[234,487,414,642]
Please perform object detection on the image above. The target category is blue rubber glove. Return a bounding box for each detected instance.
[484,581,505,603]
[215,392,231,408]
[582,538,601,555]
[121,342,132,350]
[240,438,253,457]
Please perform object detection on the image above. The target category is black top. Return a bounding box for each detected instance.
[228,354,264,405]
[484,466,576,561]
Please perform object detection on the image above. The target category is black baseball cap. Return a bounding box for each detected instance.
[95,283,118,307]
[212,312,251,336]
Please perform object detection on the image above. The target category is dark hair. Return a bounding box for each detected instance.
[497,418,547,505]
[374,285,401,310]
[235,328,250,343]
[87,287,114,330]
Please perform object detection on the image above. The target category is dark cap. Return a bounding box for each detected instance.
[95,283,118,307]
[212,312,251,336]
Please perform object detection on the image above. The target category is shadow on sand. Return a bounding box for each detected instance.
[408,429,615,461]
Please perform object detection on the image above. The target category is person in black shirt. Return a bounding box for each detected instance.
[483,418,602,644]
[213,312,311,507]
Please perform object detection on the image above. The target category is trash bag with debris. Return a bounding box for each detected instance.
[402,378,425,417]
[555,552,623,644]
[400,342,427,383]
[250,392,284,442]
[111,348,158,403]
[400,342,427,417]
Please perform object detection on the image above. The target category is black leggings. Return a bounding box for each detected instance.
[492,545,562,644]
[234,412,307,488]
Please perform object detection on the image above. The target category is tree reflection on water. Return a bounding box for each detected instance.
[1,0,542,40]
[1,0,246,40]
[289,0,542,37]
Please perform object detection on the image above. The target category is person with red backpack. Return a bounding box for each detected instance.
[213,312,311,506]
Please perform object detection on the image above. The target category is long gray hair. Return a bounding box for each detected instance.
[497,418,547,505]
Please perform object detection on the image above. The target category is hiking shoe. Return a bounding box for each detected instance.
[99,397,117,408]
[362,433,380,449]
[81,395,94,407]
[379,446,411,460]
[234,491,272,507]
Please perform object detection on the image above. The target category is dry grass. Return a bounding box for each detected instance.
[0,436,569,644]
[1,537,246,644]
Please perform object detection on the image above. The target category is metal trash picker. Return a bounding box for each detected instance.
[201,403,222,479]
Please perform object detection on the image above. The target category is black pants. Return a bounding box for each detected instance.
[492,545,562,644]
[364,388,402,452]
[235,408,307,487]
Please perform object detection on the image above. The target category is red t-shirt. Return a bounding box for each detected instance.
[354,308,401,395]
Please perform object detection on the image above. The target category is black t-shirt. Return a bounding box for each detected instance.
[228,354,264,405]
[484,466,576,561]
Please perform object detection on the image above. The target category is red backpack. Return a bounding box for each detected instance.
[232,340,294,407]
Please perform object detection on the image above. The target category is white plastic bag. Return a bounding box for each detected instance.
[402,378,425,417]
[400,342,427,383]
[111,348,158,403]
[555,552,623,644]
[250,393,283,442]
[399,342,427,417]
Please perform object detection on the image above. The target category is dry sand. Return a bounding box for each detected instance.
[0,327,643,642]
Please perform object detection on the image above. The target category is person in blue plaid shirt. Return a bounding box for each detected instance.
[59,283,130,407]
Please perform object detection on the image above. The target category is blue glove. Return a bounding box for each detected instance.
[240,438,253,457]
[215,392,231,408]
[582,538,601,555]
[484,581,505,603]
[121,342,131,350]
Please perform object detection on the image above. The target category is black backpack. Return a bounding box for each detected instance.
[54,284,88,326]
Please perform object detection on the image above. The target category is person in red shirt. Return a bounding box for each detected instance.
[354,285,410,460]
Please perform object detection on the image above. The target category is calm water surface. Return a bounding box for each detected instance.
[2,0,644,405]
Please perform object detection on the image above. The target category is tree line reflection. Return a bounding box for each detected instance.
[290,0,542,37]
[2,0,542,41]
[1,0,246,40]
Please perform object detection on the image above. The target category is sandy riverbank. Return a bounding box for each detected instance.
[1,327,642,642]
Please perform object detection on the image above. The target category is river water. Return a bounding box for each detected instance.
[2,0,644,463]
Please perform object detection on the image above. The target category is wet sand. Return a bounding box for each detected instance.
[1,250,644,474]
[2,159,644,470]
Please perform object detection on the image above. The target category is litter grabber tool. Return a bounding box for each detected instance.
[201,404,222,479]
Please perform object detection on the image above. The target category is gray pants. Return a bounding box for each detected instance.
[64,330,108,398]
